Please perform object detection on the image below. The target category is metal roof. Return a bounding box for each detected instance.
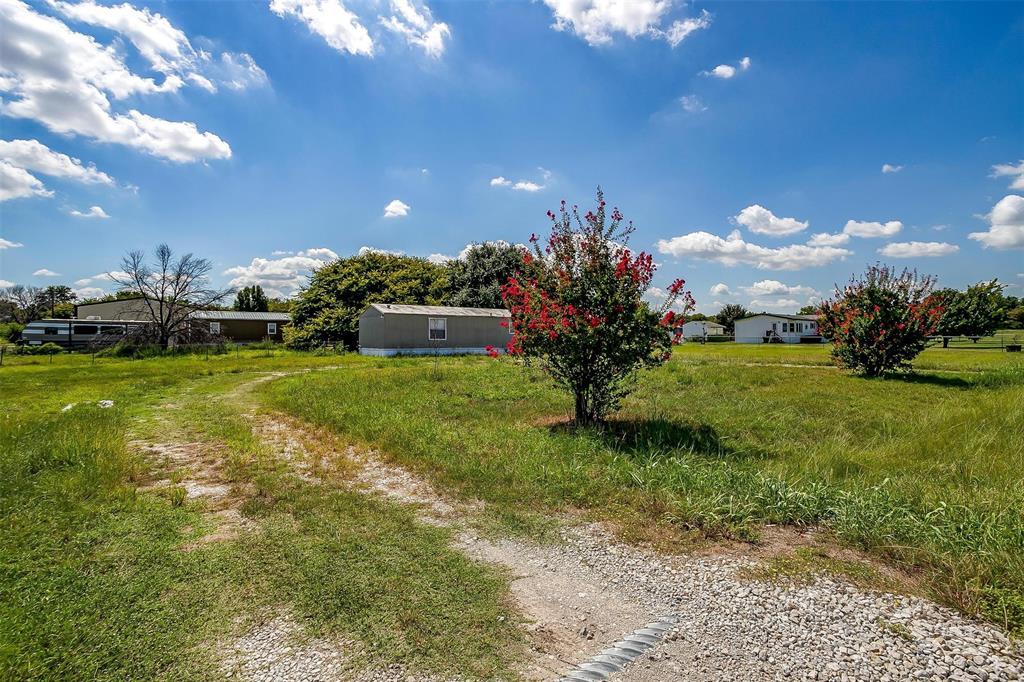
[738,313,818,322]
[190,310,292,321]
[367,303,510,317]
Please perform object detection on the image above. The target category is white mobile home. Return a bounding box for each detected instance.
[734,314,822,344]
[679,320,726,339]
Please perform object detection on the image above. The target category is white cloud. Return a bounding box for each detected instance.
[807,232,849,247]
[679,94,706,113]
[740,279,818,298]
[702,57,749,79]
[204,52,269,92]
[0,160,53,201]
[543,0,710,47]
[0,279,14,287]
[0,0,233,162]
[656,229,852,271]
[32,268,60,276]
[881,163,903,174]
[662,10,712,47]
[0,139,114,185]
[991,160,1024,191]
[842,219,903,238]
[357,245,403,256]
[73,270,130,286]
[490,168,550,192]
[383,199,410,218]
[749,298,800,311]
[968,195,1024,250]
[69,205,110,219]
[709,282,731,296]
[735,204,808,236]
[0,237,24,249]
[223,247,338,298]
[426,253,450,264]
[877,241,959,258]
[380,0,451,58]
[645,286,691,312]
[73,285,106,299]
[270,0,374,56]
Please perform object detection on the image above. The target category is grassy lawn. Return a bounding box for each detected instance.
[0,351,521,681]
[261,343,1024,635]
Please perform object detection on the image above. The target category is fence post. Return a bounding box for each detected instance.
[49,349,53,364]
[0,345,4,367]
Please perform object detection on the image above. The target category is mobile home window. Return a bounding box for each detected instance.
[73,325,98,335]
[797,323,804,333]
[267,322,277,335]
[428,318,447,341]
[210,322,221,334]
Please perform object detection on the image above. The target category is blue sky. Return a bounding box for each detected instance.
[1,0,1022,312]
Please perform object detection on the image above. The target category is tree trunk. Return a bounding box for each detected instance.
[942,337,950,348]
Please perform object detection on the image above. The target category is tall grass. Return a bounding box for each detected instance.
[263,351,1024,634]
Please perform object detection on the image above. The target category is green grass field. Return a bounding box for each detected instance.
[261,342,1024,634]
[0,350,521,681]
[1,341,1021,681]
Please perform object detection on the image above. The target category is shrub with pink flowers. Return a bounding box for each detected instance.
[499,189,694,425]
[817,264,944,377]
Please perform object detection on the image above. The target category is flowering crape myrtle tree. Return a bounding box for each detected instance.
[817,264,944,377]
[497,190,694,426]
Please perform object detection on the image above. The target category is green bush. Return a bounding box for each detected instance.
[0,322,24,343]
[7,342,64,356]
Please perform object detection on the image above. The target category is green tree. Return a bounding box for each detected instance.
[444,242,524,309]
[288,252,449,349]
[234,285,270,312]
[798,305,819,316]
[501,190,693,425]
[39,285,77,318]
[715,304,750,334]
[933,280,1006,347]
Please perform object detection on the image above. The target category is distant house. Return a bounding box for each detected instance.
[358,303,511,356]
[191,310,290,343]
[679,320,725,339]
[734,314,823,344]
[71,296,290,343]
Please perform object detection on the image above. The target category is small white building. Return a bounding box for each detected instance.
[679,320,726,339]
[734,314,822,344]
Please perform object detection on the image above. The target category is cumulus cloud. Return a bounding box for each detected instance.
[0,237,24,249]
[0,279,14,287]
[380,0,451,58]
[968,195,1024,250]
[881,163,903,174]
[73,270,130,287]
[73,285,106,299]
[842,219,903,238]
[656,229,852,271]
[32,268,60,276]
[0,160,53,201]
[734,205,808,237]
[749,298,800,310]
[223,247,338,298]
[69,205,110,219]
[678,94,707,113]
[357,245,403,257]
[740,279,818,298]
[709,282,731,296]
[991,160,1024,191]
[877,241,959,258]
[270,0,374,56]
[383,199,410,218]
[0,139,114,184]
[543,0,710,47]
[490,168,551,192]
[806,232,850,247]
[0,0,233,162]
[702,56,750,79]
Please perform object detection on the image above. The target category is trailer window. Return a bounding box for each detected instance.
[210,322,221,334]
[44,327,59,335]
[428,318,447,341]
[73,325,98,335]
[267,322,277,335]
[100,326,124,334]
